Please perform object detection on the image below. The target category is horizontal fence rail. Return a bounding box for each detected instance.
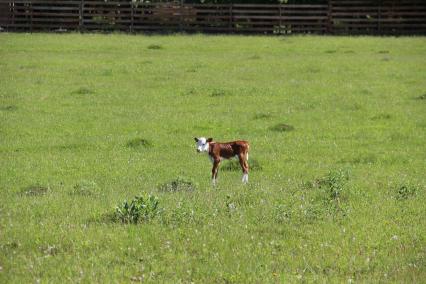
[0,0,425,35]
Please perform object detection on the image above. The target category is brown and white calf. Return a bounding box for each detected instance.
[194,137,250,185]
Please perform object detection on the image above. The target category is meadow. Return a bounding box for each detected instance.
[0,33,425,283]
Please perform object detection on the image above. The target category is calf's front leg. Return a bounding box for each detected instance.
[212,159,220,186]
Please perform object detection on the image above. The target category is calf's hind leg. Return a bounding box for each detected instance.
[238,154,249,183]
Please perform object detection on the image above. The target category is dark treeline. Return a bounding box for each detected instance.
[140,0,328,4]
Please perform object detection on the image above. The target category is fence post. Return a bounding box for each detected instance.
[278,4,282,35]
[30,1,33,33]
[79,0,84,33]
[130,1,134,33]
[179,0,183,33]
[377,0,382,35]
[327,0,333,34]
[229,4,233,32]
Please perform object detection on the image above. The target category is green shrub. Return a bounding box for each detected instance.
[115,194,161,224]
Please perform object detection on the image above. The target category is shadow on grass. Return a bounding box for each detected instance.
[221,158,263,172]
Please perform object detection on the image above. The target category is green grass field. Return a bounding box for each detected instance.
[0,33,425,283]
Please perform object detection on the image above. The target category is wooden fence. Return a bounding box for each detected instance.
[0,0,425,35]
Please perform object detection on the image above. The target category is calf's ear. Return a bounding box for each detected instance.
[194,137,199,142]
[207,138,213,142]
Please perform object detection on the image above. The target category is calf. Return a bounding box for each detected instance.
[194,137,250,185]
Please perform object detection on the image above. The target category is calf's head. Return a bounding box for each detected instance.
[194,137,213,153]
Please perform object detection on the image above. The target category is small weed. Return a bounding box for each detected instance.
[210,89,230,97]
[115,194,161,224]
[225,195,237,214]
[318,169,350,200]
[182,88,198,96]
[101,69,113,76]
[20,184,49,196]
[301,169,350,219]
[221,158,262,172]
[40,245,59,256]
[269,123,295,132]
[163,201,197,225]
[394,183,419,200]
[371,113,392,120]
[340,153,377,165]
[248,54,261,60]
[147,44,162,50]
[158,176,197,192]
[126,138,153,149]
[274,204,292,223]
[307,67,320,73]
[253,112,273,120]
[415,94,426,100]
[325,50,337,54]
[70,180,98,196]
[378,50,390,54]
[0,105,18,111]
[72,87,94,95]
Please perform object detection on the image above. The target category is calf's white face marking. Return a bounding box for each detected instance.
[194,137,209,153]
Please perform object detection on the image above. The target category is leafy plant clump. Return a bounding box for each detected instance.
[115,194,161,224]
[158,176,197,192]
[318,169,350,200]
[394,183,419,200]
[300,169,350,220]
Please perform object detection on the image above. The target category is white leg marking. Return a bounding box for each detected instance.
[212,178,216,186]
[242,174,248,183]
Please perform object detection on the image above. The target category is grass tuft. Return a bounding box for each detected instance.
[147,44,162,50]
[371,113,392,120]
[158,176,197,192]
[72,87,94,95]
[210,88,230,97]
[394,183,419,200]
[253,112,273,120]
[70,180,98,196]
[126,138,153,149]
[269,123,295,132]
[416,93,426,100]
[0,105,18,111]
[20,184,49,196]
